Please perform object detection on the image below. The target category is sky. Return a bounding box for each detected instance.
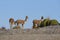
[0,0,60,29]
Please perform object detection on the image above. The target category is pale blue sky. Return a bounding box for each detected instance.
[0,0,60,29]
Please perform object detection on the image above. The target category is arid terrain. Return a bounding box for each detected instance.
[0,25,60,40]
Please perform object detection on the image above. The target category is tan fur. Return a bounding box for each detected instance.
[15,16,28,29]
[9,18,14,25]
[33,20,42,28]
[9,18,15,30]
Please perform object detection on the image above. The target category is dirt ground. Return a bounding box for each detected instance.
[0,25,60,40]
[0,34,60,40]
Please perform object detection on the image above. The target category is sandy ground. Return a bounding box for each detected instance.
[0,25,60,40]
[0,34,60,40]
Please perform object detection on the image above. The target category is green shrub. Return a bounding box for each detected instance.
[43,19,50,26]
[13,26,17,29]
[38,19,50,27]
[37,18,59,28]
[39,21,44,27]
[59,23,60,25]
[13,26,20,29]
[50,19,59,25]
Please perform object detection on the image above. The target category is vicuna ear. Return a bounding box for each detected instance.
[9,18,14,22]
[26,16,28,19]
[41,16,44,19]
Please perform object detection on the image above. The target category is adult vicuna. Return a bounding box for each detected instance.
[9,18,14,30]
[33,16,44,28]
[15,16,28,29]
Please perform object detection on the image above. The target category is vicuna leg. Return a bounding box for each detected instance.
[22,24,24,29]
[10,24,12,30]
[17,23,20,29]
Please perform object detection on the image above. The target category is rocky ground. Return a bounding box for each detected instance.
[0,25,60,40]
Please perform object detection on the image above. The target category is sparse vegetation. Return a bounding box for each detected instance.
[43,19,50,26]
[50,19,59,25]
[59,23,60,25]
[13,26,20,29]
[38,19,59,28]
[1,27,6,30]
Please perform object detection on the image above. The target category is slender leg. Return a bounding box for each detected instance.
[10,24,13,34]
[22,24,25,33]
[17,23,20,29]
[35,24,37,28]
[10,24,12,30]
[22,24,24,29]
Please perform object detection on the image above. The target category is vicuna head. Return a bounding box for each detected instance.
[9,18,14,25]
[25,16,28,22]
